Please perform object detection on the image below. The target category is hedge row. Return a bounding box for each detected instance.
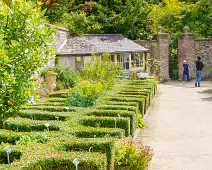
[49,91,69,98]
[73,127,125,139]
[19,110,67,121]
[60,138,115,170]
[26,102,65,106]
[3,118,60,132]
[87,110,137,136]
[80,116,130,137]
[0,147,22,164]
[22,106,76,112]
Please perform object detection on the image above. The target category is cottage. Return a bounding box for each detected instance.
[56,33,149,78]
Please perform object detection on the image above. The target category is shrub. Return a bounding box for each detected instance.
[55,65,79,89]
[80,53,122,89]
[19,110,67,121]
[114,140,153,170]
[21,106,76,112]
[73,127,125,139]
[80,116,131,137]
[61,138,115,170]
[0,148,22,164]
[66,80,103,107]
[3,117,60,132]
[88,110,137,136]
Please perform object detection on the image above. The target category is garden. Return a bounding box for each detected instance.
[0,54,158,169]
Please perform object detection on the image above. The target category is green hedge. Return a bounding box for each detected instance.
[74,127,125,139]
[101,101,139,108]
[44,98,67,102]
[106,97,146,116]
[19,110,67,121]
[26,102,65,106]
[80,116,130,137]
[96,105,138,114]
[21,106,76,112]
[22,152,107,170]
[118,91,152,104]
[49,91,69,98]
[61,138,115,170]
[88,110,137,136]
[0,148,22,164]
[3,118,60,132]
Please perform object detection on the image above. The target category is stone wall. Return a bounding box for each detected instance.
[178,32,212,80]
[194,39,212,78]
[135,33,170,81]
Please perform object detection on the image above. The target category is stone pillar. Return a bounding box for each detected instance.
[45,73,58,92]
[178,29,195,80]
[158,33,170,81]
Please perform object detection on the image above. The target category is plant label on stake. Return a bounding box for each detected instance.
[55,116,59,121]
[45,123,50,131]
[73,159,80,170]
[65,107,70,111]
[43,132,47,143]
[4,146,11,165]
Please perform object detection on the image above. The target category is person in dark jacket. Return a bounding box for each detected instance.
[195,56,204,87]
[183,60,190,82]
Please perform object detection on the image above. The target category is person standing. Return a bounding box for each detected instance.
[195,56,204,87]
[182,60,190,82]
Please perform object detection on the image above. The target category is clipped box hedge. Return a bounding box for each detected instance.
[0,129,23,144]
[19,110,67,121]
[106,96,146,116]
[87,110,137,136]
[96,105,138,114]
[61,138,115,170]
[73,127,125,139]
[21,106,76,112]
[102,101,139,109]
[26,102,65,106]
[80,116,130,137]
[3,118,60,132]
[49,91,69,98]
[0,148,22,164]
[44,97,67,102]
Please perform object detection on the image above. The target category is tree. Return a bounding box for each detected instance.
[0,0,55,125]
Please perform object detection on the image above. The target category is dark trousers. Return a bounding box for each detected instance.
[183,71,190,81]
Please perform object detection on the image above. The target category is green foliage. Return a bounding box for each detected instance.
[22,105,76,112]
[74,127,125,138]
[3,117,60,132]
[67,80,103,107]
[55,65,79,89]
[80,53,122,89]
[0,148,22,164]
[0,0,55,124]
[114,140,152,170]
[80,116,131,136]
[16,134,44,146]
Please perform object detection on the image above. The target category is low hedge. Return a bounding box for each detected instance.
[21,106,76,112]
[21,152,107,170]
[118,91,152,105]
[0,147,22,164]
[49,91,69,98]
[96,105,138,114]
[26,102,65,106]
[87,110,137,136]
[80,116,130,137]
[19,110,67,121]
[106,97,146,116]
[3,118,60,132]
[101,101,139,109]
[44,98,67,102]
[0,129,23,144]
[61,138,115,170]
[116,94,149,111]
[73,127,125,139]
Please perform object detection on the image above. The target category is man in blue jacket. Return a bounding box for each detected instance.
[195,56,204,87]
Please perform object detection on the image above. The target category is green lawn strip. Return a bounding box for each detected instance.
[0,144,107,170]
[3,117,60,132]
[21,105,76,112]
[79,116,130,137]
[57,138,115,170]
[19,109,68,121]
[87,109,137,136]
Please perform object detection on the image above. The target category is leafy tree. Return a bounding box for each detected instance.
[0,0,55,125]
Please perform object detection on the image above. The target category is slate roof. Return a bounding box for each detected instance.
[57,34,149,56]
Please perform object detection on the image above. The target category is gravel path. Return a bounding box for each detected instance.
[135,81,212,170]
